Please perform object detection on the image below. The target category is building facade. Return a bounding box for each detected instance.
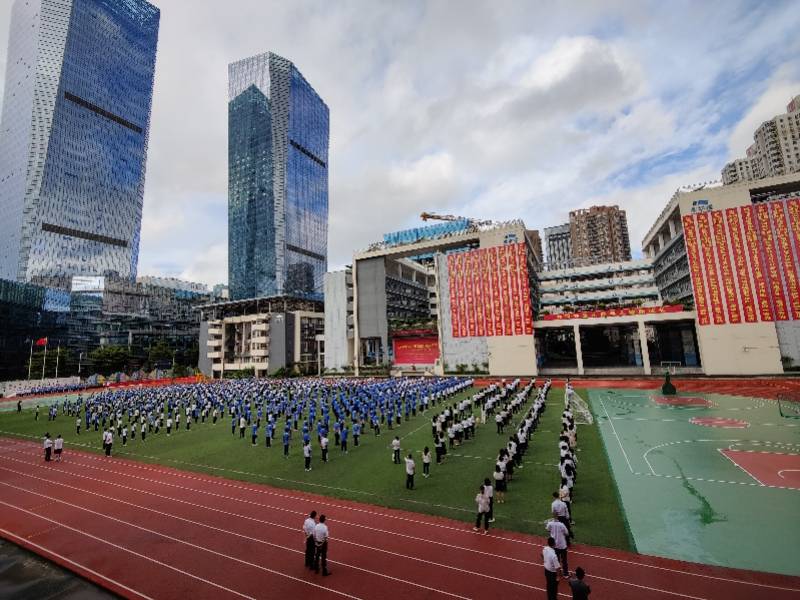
[227,52,329,301]
[721,94,800,184]
[544,224,572,270]
[0,0,160,288]
[569,205,631,265]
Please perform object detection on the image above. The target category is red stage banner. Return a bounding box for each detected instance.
[741,205,773,321]
[770,202,800,320]
[756,203,789,320]
[788,199,800,259]
[393,337,440,364]
[725,208,757,323]
[683,215,710,325]
[458,252,468,337]
[711,211,741,324]
[697,213,726,324]
[541,304,684,321]
[474,250,485,336]
[509,243,522,334]
[480,250,492,337]
[518,243,533,334]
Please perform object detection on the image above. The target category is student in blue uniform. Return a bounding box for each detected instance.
[353,421,361,447]
[283,428,291,458]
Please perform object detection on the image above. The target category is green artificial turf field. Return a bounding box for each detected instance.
[0,385,631,550]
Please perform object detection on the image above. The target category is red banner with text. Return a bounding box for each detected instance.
[393,337,440,364]
[741,205,774,321]
[697,213,726,325]
[711,210,741,324]
[771,202,800,320]
[756,203,789,320]
[725,208,758,323]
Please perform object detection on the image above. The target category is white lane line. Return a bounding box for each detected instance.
[0,479,466,600]
[598,397,634,473]
[0,499,256,600]
[717,449,765,486]
[0,461,546,595]
[2,438,798,594]
[0,525,156,600]
[778,469,800,480]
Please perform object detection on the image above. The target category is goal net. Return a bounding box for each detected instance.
[778,394,800,419]
[568,390,594,425]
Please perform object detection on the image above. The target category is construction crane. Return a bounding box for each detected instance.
[419,212,493,227]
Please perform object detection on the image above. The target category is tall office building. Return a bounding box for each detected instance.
[569,205,631,265]
[544,223,572,269]
[228,52,329,301]
[0,0,160,288]
[721,94,800,184]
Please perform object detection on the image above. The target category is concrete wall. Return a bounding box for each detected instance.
[269,313,288,374]
[198,321,212,377]
[696,322,783,375]
[324,271,350,371]
[776,321,800,368]
[488,336,537,376]
[356,257,389,363]
[436,254,488,370]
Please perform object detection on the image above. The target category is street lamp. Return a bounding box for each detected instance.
[78,352,85,378]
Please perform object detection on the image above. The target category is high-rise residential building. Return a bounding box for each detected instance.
[569,205,631,265]
[721,94,800,184]
[544,223,572,269]
[0,0,160,288]
[228,52,329,301]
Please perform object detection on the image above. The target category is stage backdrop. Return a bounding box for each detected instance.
[393,337,440,364]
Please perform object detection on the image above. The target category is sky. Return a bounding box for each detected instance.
[1,0,799,287]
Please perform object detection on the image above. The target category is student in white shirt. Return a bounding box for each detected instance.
[303,441,312,471]
[422,447,431,478]
[405,454,416,490]
[473,486,490,534]
[391,436,401,464]
[543,537,561,600]
[302,511,317,569]
[483,478,495,522]
[545,517,570,577]
[43,433,53,462]
[312,515,331,576]
[53,434,64,462]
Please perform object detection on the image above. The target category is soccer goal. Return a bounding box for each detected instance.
[660,361,681,375]
[778,394,800,419]
[569,391,594,425]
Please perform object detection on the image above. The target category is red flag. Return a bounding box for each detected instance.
[35,337,48,346]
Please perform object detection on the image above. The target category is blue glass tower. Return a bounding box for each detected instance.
[228,52,329,301]
[0,0,160,288]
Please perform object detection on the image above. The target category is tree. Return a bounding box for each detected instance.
[148,339,173,370]
[28,347,76,379]
[89,345,130,376]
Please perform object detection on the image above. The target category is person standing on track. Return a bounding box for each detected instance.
[54,434,63,462]
[546,516,570,577]
[473,485,490,534]
[313,514,331,576]
[543,537,562,600]
[303,511,317,569]
[405,453,416,489]
[43,433,52,462]
[568,566,591,599]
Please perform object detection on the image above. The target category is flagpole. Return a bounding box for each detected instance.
[42,343,47,381]
[55,342,60,379]
[27,340,33,380]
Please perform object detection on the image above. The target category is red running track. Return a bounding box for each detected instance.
[0,438,798,600]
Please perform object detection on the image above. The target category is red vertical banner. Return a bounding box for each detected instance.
[697,213,726,324]
[725,208,758,323]
[468,251,477,336]
[458,253,469,337]
[500,246,513,335]
[756,203,789,321]
[711,211,741,324]
[480,250,492,336]
[447,254,459,337]
[683,215,710,325]
[509,244,522,334]
[741,205,773,321]
[473,250,485,336]
[788,199,800,258]
[490,247,503,336]
[771,202,800,320]
[518,243,533,334]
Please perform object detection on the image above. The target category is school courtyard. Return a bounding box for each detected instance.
[0,377,798,599]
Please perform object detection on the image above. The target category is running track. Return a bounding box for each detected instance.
[0,438,798,600]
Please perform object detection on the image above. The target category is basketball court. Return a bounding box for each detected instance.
[589,388,800,576]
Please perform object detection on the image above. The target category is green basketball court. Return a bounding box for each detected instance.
[589,388,800,576]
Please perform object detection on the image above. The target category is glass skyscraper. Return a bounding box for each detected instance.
[228,52,329,301]
[0,0,160,289]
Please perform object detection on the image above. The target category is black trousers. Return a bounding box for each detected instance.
[305,456,311,469]
[423,462,430,475]
[544,569,559,600]
[322,448,328,462]
[556,547,569,576]
[393,449,400,464]
[313,541,328,573]
[406,473,414,489]
[305,536,315,567]
[105,443,112,457]
[44,447,51,461]
[475,511,489,530]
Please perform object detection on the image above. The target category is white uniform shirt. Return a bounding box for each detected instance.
[54,438,63,451]
[303,517,316,537]
[405,457,415,475]
[546,519,569,550]
[391,439,401,451]
[543,545,560,572]
[313,522,329,543]
[551,498,569,518]
[303,444,311,458]
[43,438,53,450]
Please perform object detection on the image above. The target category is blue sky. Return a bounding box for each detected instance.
[0,0,798,284]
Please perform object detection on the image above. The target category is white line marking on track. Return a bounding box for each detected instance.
[0,499,259,600]
[599,397,634,473]
[0,460,548,595]
[0,525,156,600]
[717,449,765,486]
[2,438,798,594]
